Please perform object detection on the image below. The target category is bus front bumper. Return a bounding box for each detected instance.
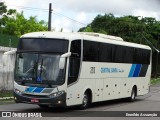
[13,91,66,107]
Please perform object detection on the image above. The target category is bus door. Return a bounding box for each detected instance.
[66,40,81,106]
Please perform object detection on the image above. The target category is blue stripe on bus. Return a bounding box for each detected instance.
[33,88,44,93]
[137,64,142,76]
[133,64,142,77]
[25,87,36,92]
[128,64,136,77]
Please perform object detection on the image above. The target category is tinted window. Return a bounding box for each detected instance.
[68,40,81,85]
[124,47,134,63]
[134,48,150,64]
[83,41,99,62]
[18,38,68,53]
[83,40,151,64]
[70,40,81,58]
[68,58,80,85]
[99,43,112,62]
[112,46,134,63]
[112,45,122,63]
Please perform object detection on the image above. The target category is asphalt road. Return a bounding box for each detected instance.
[0,84,160,120]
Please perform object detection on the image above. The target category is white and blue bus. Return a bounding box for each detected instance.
[12,32,151,109]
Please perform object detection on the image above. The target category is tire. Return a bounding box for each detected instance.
[128,87,136,102]
[79,92,90,109]
[38,104,49,108]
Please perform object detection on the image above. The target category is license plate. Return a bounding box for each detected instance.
[31,98,39,103]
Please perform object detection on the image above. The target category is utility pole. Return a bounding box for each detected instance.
[48,3,52,31]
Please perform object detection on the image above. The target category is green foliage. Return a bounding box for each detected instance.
[0,2,7,15]
[0,90,13,97]
[151,78,160,85]
[0,2,47,37]
[0,2,16,28]
[0,34,19,48]
[78,13,160,50]
[84,26,93,32]
[2,12,48,37]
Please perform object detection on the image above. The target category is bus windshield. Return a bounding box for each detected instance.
[15,53,66,85]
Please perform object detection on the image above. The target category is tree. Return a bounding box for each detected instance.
[0,2,47,36]
[0,2,16,33]
[78,14,160,49]
[3,12,47,36]
[78,13,160,75]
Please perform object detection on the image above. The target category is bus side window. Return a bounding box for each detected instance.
[68,40,81,85]
[83,40,99,62]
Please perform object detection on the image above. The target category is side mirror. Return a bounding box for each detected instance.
[59,52,71,69]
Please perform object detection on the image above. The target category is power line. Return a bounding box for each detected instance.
[4,4,49,11]
[3,3,87,26]
[53,11,87,26]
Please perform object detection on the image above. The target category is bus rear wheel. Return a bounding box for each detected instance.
[128,87,136,102]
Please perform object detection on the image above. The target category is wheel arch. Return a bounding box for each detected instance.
[83,87,93,103]
[132,85,137,96]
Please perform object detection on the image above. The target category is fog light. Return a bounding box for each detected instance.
[58,101,61,104]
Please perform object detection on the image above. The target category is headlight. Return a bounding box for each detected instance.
[14,89,22,95]
[48,91,65,98]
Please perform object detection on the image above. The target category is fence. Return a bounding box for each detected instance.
[0,34,19,48]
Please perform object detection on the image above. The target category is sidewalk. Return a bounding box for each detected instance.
[0,91,14,100]
[0,97,13,100]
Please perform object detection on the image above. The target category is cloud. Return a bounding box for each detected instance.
[4,0,28,12]
[52,17,73,32]
[56,0,160,19]
[3,0,160,19]
[133,9,160,20]
[2,0,160,32]
[76,12,87,23]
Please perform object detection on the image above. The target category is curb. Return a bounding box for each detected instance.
[0,97,14,100]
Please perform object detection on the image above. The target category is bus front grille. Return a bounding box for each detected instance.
[22,93,48,98]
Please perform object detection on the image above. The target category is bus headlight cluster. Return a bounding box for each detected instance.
[48,91,65,98]
[14,89,22,95]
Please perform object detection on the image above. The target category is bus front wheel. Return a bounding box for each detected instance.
[79,92,90,109]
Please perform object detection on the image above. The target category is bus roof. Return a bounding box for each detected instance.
[21,31,151,50]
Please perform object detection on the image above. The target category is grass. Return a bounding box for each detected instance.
[0,90,14,105]
[151,77,160,85]
[0,90,13,98]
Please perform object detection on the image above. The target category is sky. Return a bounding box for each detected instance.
[1,0,160,32]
